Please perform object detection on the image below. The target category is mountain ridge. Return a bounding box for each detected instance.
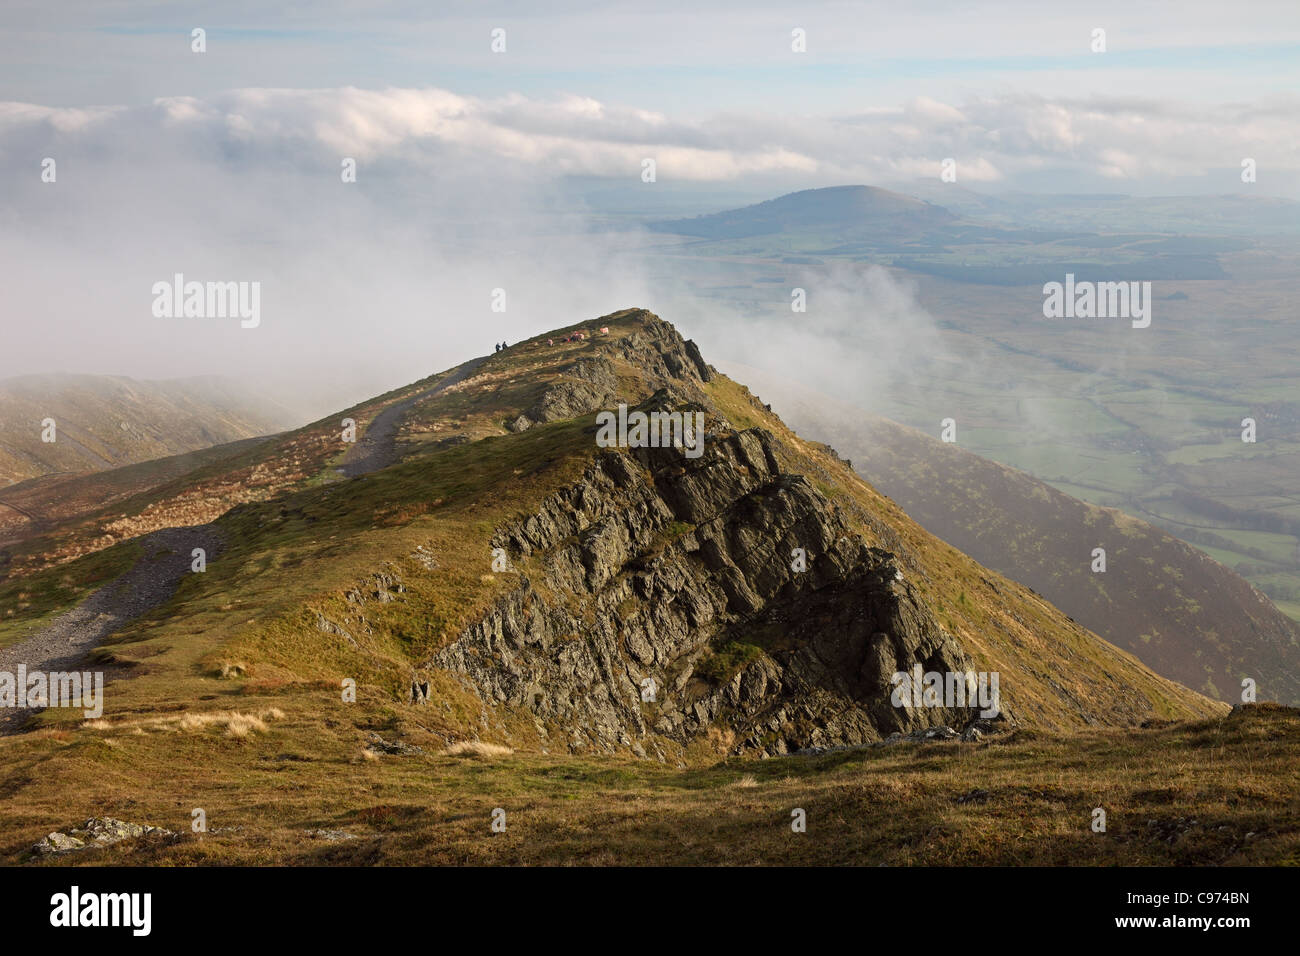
[1,310,1224,762]
[0,372,298,487]
[721,361,1300,706]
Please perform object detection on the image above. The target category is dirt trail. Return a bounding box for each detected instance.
[1,355,489,734]
[0,525,220,733]
[337,356,488,478]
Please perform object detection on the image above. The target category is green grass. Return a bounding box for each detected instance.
[697,641,767,684]
[1272,600,1300,623]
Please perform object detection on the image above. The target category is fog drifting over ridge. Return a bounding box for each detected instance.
[1,80,1296,419]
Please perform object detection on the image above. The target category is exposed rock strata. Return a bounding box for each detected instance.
[433,426,986,757]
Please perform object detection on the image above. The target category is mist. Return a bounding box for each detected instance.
[0,97,661,423]
[659,261,967,424]
[2,81,1293,429]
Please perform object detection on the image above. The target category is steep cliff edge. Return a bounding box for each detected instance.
[434,428,983,757]
[413,309,1221,757]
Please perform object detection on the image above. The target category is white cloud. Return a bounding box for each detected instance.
[3,86,1295,188]
[0,82,1295,402]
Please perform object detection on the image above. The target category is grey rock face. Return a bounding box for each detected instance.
[610,319,712,386]
[32,817,176,855]
[316,613,355,645]
[514,314,714,435]
[432,423,983,758]
[346,569,405,605]
[683,339,714,382]
[365,734,426,756]
[527,356,619,424]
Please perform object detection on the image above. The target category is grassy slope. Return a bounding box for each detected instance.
[0,361,489,578]
[703,375,1222,729]
[721,365,1300,706]
[0,437,273,545]
[10,706,1297,866]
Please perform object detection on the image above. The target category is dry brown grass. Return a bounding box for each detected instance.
[11,706,1295,867]
[82,707,284,738]
[443,741,515,758]
[707,727,737,761]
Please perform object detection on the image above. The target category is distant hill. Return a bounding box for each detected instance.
[0,436,273,548]
[0,374,297,486]
[882,184,1300,236]
[724,363,1300,706]
[645,184,1258,281]
[649,185,957,240]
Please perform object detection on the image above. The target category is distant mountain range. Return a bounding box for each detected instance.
[648,182,1300,240]
[645,184,1257,283]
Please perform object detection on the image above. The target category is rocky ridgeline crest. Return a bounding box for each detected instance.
[434,426,991,758]
[508,312,714,434]
[428,315,995,757]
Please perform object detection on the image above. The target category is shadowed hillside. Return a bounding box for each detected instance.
[726,364,1300,706]
[0,374,298,487]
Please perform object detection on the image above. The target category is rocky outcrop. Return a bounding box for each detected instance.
[528,356,619,424]
[610,317,713,387]
[432,418,989,758]
[684,339,713,382]
[346,568,405,605]
[32,818,176,855]
[508,316,711,434]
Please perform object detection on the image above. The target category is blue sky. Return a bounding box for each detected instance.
[4,1,1299,114]
[4,1,1296,195]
